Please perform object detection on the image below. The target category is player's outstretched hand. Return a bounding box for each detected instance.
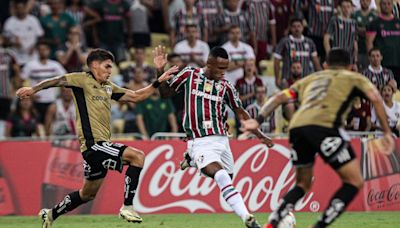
[16,87,35,99]
[378,132,395,155]
[260,135,274,148]
[240,119,260,131]
[158,66,180,82]
[153,45,168,70]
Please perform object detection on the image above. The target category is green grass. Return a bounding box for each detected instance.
[0,212,398,227]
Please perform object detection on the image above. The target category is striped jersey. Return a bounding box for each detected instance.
[214,9,254,44]
[196,0,223,41]
[0,48,16,98]
[308,0,336,37]
[168,67,243,138]
[362,65,394,90]
[326,16,357,61]
[173,7,206,43]
[394,2,400,19]
[274,35,318,79]
[235,76,264,108]
[246,101,276,133]
[247,0,276,41]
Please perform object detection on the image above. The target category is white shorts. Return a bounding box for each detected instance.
[187,135,234,174]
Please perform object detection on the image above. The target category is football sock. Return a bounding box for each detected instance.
[314,183,359,228]
[52,191,87,220]
[124,166,142,206]
[268,185,305,226]
[214,169,249,221]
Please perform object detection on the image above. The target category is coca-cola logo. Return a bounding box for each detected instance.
[367,183,400,206]
[133,143,315,213]
[50,156,83,179]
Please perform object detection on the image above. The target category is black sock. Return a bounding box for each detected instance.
[124,166,142,206]
[52,191,87,220]
[269,186,305,226]
[314,183,359,228]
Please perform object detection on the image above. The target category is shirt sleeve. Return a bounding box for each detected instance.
[33,16,44,36]
[224,80,243,110]
[65,72,84,87]
[168,67,192,92]
[274,39,286,59]
[326,16,336,36]
[203,43,210,63]
[245,44,256,59]
[21,63,31,80]
[110,82,128,101]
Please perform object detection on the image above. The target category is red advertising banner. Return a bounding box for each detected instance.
[0,138,397,216]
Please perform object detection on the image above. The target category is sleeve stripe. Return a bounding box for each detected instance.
[283,88,297,99]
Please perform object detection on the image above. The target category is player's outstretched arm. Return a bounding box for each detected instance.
[235,107,274,148]
[16,75,67,99]
[120,66,179,103]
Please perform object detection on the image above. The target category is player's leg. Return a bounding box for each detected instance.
[119,146,145,223]
[39,178,104,228]
[313,159,363,228]
[267,166,313,227]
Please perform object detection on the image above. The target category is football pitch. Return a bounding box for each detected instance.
[0,212,398,228]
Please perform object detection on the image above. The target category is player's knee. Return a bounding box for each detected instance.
[134,149,145,166]
[348,178,364,190]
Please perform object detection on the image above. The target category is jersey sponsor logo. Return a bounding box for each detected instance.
[191,89,222,102]
[92,96,108,101]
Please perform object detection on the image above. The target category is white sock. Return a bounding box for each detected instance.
[214,169,249,221]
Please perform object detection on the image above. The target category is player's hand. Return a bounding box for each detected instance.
[153,45,168,70]
[259,135,274,148]
[240,119,260,131]
[158,65,180,82]
[16,87,35,99]
[378,132,395,155]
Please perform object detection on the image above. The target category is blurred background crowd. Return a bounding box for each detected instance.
[1,0,400,140]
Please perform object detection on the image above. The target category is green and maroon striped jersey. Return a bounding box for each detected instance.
[168,67,243,138]
[308,0,336,37]
[326,16,357,61]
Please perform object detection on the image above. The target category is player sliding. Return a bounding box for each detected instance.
[241,48,395,228]
[154,46,274,228]
[16,49,179,228]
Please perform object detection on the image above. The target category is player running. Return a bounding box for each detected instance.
[241,48,395,228]
[154,46,273,228]
[16,49,178,228]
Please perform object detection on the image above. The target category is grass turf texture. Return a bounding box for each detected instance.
[0,212,397,227]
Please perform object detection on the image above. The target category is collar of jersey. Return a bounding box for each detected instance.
[87,71,108,86]
[289,35,304,42]
[368,65,383,73]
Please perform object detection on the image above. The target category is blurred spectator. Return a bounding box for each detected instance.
[44,87,76,136]
[22,41,67,123]
[164,0,185,33]
[271,0,290,41]
[235,59,264,108]
[136,90,178,139]
[307,0,336,62]
[90,0,131,63]
[214,0,256,48]
[65,0,101,47]
[170,0,206,46]
[121,47,156,84]
[352,0,377,70]
[346,97,371,131]
[274,18,321,89]
[40,0,77,58]
[371,83,400,136]
[130,0,151,48]
[196,0,223,48]
[0,35,22,121]
[173,24,210,67]
[122,67,149,133]
[5,97,44,137]
[3,0,44,66]
[352,0,377,10]
[394,0,400,18]
[222,25,255,84]
[56,26,87,72]
[286,61,303,87]
[362,48,395,90]
[367,0,400,88]
[163,53,185,132]
[0,0,11,26]
[245,86,275,133]
[247,0,277,63]
[324,0,358,68]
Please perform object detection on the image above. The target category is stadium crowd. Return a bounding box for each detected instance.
[1,0,400,139]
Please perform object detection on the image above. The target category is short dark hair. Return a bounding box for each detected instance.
[167,53,181,61]
[13,0,28,5]
[87,49,114,66]
[209,47,229,59]
[229,24,240,32]
[339,0,353,5]
[368,47,381,56]
[185,24,197,30]
[36,39,51,48]
[326,48,350,66]
[289,17,303,26]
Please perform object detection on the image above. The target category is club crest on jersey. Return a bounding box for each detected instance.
[215,83,223,91]
[105,85,112,95]
[204,83,213,92]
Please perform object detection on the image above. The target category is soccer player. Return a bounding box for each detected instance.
[16,49,178,228]
[154,46,273,228]
[241,48,395,228]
